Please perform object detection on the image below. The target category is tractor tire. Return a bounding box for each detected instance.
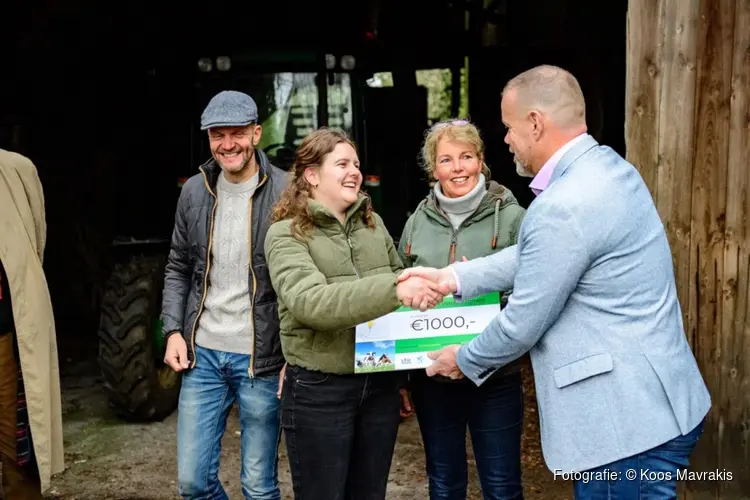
[97,254,181,422]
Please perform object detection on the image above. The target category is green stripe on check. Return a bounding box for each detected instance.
[395,334,480,353]
[394,291,500,313]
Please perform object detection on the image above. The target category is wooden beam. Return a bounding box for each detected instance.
[625,0,665,199]
[628,0,750,495]
[657,0,701,332]
[626,0,700,327]
[685,0,736,496]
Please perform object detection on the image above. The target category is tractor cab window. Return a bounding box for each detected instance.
[325,72,353,144]
[258,72,354,170]
[254,72,318,170]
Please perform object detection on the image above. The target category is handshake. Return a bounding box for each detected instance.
[394,262,464,311]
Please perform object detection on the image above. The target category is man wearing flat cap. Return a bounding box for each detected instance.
[161,90,287,499]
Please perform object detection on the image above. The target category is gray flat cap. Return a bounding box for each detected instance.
[200,90,259,130]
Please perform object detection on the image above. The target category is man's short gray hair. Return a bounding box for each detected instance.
[502,65,586,129]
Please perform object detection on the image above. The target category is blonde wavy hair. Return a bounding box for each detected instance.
[420,118,492,180]
[271,127,375,240]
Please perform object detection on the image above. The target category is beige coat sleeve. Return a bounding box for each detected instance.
[0,150,47,262]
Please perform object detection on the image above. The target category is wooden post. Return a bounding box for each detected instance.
[686,0,736,495]
[657,0,701,334]
[627,0,750,497]
[624,0,664,199]
[627,0,700,331]
[718,0,750,497]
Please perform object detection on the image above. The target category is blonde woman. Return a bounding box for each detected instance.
[399,119,526,500]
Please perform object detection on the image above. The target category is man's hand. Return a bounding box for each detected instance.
[425,345,464,380]
[277,363,287,399]
[396,276,443,311]
[164,333,190,372]
[399,389,414,418]
[398,265,458,296]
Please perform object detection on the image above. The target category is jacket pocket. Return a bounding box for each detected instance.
[553,352,613,389]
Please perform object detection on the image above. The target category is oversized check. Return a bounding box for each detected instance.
[354,292,500,373]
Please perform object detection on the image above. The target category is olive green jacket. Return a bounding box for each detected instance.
[264,195,403,374]
[399,181,525,268]
[398,180,526,380]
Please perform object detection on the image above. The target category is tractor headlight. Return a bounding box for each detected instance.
[197,57,213,72]
[216,56,232,72]
[340,55,356,70]
[325,54,336,70]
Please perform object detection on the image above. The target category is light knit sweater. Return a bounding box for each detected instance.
[195,171,259,354]
[433,173,487,229]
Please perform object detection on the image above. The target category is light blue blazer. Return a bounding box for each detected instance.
[452,134,710,473]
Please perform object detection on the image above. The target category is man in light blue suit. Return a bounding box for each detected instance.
[400,65,711,499]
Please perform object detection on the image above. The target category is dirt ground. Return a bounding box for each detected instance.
[45,353,572,499]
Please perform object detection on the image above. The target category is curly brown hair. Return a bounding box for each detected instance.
[271,127,375,240]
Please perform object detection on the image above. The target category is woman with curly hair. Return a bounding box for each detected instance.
[264,127,441,500]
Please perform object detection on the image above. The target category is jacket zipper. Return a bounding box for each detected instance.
[347,235,361,278]
[190,168,218,368]
[335,216,361,278]
[444,215,465,265]
[247,174,269,378]
[436,204,480,265]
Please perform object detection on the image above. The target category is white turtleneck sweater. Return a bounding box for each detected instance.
[433,173,487,229]
[195,170,259,354]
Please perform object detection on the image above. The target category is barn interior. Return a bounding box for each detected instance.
[1,0,626,341]
[0,0,633,496]
[1,0,627,437]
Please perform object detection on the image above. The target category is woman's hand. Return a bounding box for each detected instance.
[277,363,287,399]
[396,276,444,311]
[399,389,414,418]
[397,264,460,296]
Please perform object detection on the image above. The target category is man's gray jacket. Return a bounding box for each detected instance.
[161,149,287,376]
[451,134,711,473]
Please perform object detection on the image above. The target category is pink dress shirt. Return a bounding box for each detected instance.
[528,133,588,195]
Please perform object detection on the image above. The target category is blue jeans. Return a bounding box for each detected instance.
[573,419,705,499]
[410,371,524,500]
[177,345,281,500]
